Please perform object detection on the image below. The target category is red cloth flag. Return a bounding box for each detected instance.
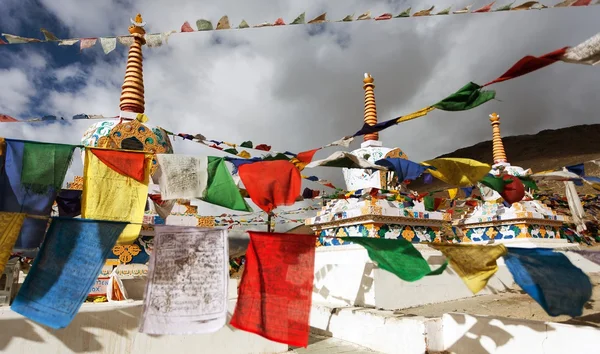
[230,231,316,347]
[255,144,272,151]
[473,1,496,12]
[500,175,525,204]
[238,160,301,213]
[483,47,569,86]
[181,21,194,32]
[291,148,320,170]
[91,149,147,182]
[572,0,592,5]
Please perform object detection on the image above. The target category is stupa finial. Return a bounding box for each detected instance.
[363,73,378,142]
[489,113,508,164]
[119,13,146,114]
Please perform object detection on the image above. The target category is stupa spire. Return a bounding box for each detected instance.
[363,73,378,142]
[119,13,146,114]
[489,112,508,164]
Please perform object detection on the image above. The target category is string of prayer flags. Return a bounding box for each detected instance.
[0,212,26,274]
[238,160,302,213]
[305,151,386,170]
[156,154,208,200]
[81,148,151,244]
[432,82,496,111]
[203,157,252,212]
[429,243,507,294]
[140,226,228,334]
[230,231,316,347]
[375,157,429,182]
[345,237,448,282]
[11,218,127,329]
[20,141,76,194]
[504,247,592,317]
[421,158,492,187]
[0,139,59,250]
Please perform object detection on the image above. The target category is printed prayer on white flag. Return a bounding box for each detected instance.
[140,226,229,335]
[156,154,209,200]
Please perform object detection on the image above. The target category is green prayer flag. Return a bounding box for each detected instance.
[432,82,496,111]
[519,177,539,190]
[240,141,253,148]
[21,142,75,194]
[423,196,435,211]
[196,19,214,31]
[396,7,412,17]
[203,157,252,212]
[341,14,354,21]
[262,153,291,161]
[345,237,448,282]
[480,175,511,193]
[495,2,514,11]
[291,12,306,24]
[238,20,250,29]
[223,148,239,155]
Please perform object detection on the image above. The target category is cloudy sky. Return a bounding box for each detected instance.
[0,0,599,192]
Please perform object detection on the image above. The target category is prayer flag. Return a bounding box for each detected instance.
[20,141,75,194]
[1,34,41,44]
[181,21,194,32]
[473,1,497,12]
[495,2,515,10]
[11,218,127,328]
[230,232,315,347]
[436,7,452,15]
[429,243,507,293]
[375,158,428,182]
[504,248,592,317]
[291,13,306,25]
[238,20,250,29]
[0,212,26,274]
[422,158,492,187]
[413,6,435,16]
[40,28,58,41]
[216,16,231,30]
[140,226,228,334]
[483,47,568,86]
[432,82,496,111]
[196,19,214,31]
[396,7,412,17]
[346,237,447,281]
[56,189,82,217]
[0,140,58,250]
[99,37,117,54]
[561,33,600,66]
[573,250,600,265]
[156,154,208,200]
[308,13,327,24]
[204,157,252,212]
[81,148,150,244]
[239,160,301,213]
[290,148,320,171]
[79,38,97,50]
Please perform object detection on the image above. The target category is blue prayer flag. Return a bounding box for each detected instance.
[375,158,428,182]
[11,218,127,329]
[504,248,592,317]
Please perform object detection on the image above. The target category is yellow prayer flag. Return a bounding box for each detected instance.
[395,106,435,124]
[448,188,458,199]
[421,158,491,187]
[0,212,26,274]
[81,149,150,244]
[429,243,507,294]
[0,137,5,159]
[237,150,251,159]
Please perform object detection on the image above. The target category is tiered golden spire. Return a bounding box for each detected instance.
[489,113,508,164]
[119,13,146,113]
[363,73,378,142]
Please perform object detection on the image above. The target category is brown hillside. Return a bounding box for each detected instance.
[413,124,600,195]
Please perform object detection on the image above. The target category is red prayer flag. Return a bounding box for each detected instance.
[255,144,272,151]
[500,175,525,204]
[90,148,147,182]
[181,21,194,32]
[473,1,496,12]
[238,160,302,213]
[483,47,569,86]
[572,0,592,5]
[230,231,316,347]
[274,18,286,25]
[376,13,393,20]
[0,38,6,45]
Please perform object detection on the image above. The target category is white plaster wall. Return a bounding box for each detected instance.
[0,279,287,354]
[442,313,600,354]
[312,244,516,310]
